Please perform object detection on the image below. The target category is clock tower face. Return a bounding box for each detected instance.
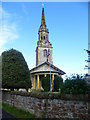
[43,40,47,44]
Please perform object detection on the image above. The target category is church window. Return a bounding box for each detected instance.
[44,36,45,40]
[44,49,47,57]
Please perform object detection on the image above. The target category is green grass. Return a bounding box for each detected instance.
[2,102,37,120]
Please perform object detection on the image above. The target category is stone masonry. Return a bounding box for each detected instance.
[2,91,90,119]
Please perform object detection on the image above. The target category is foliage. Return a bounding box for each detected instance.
[54,76,63,92]
[2,102,36,119]
[84,49,90,70]
[2,49,32,90]
[61,74,88,94]
[40,75,63,92]
[40,76,50,92]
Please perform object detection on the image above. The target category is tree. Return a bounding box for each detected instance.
[54,76,63,92]
[40,76,50,92]
[84,49,90,86]
[2,49,32,91]
[40,75,63,92]
[61,74,88,94]
[84,49,90,70]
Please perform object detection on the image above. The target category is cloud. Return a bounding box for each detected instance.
[0,6,19,55]
[22,3,28,16]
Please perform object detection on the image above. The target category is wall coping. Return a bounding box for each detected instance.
[2,90,89,101]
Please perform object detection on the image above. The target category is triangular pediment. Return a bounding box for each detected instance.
[30,62,65,75]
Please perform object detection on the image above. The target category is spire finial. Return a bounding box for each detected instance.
[42,3,44,8]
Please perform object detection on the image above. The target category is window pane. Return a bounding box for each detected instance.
[44,49,47,57]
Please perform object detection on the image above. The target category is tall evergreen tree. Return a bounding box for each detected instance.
[2,49,32,91]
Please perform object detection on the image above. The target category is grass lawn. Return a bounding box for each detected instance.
[2,102,37,120]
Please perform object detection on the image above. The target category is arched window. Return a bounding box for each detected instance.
[44,36,45,40]
[41,36,42,40]
[44,49,47,57]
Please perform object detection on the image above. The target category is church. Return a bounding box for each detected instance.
[30,5,65,91]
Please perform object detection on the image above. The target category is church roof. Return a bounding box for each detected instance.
[30,62,66,75]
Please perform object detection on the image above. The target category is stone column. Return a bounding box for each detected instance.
[44,74,47,77]
[33,75,36,89]
[52,74,54,91]
[37,75,40,90]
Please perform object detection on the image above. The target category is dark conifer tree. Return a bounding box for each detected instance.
[2,49,32,91]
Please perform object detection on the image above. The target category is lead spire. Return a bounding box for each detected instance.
[41,4,46,26]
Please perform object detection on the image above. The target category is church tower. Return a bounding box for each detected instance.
[30,5,65,91]
[36,5,53,66]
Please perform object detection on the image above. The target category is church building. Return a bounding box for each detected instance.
[30,5,65,91]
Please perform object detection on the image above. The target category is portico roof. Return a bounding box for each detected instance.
[30,62,66,75]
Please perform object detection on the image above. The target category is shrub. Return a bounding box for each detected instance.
[2,49,32,91]
[61,74,88,94]
[54,76,63,92]
[40,76,50,92]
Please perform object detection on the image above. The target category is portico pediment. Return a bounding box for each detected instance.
[30,62,65,75]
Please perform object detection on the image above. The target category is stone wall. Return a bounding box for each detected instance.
[2,91,90,119]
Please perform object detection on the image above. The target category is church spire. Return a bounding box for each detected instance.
[36,4,53,66]
[38,4,51,47]
[41,4,46,26]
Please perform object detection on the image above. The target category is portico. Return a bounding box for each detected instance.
[30,62,65,91]
[31,74,55,90]
[30,5,65,91]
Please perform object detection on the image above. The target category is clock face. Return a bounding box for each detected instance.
[43,40,47,44]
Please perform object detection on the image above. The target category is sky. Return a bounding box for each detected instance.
[0,1,88,79]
